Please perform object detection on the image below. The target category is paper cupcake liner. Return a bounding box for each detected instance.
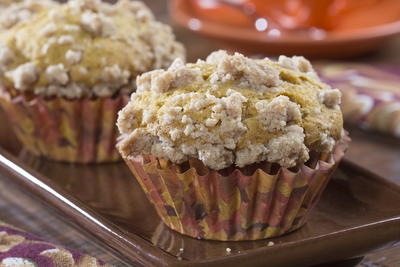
[122,134,350,241]
[0,89,129,163]
[0,108,20,152]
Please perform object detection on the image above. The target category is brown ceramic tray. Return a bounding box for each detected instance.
[0,137,400,266]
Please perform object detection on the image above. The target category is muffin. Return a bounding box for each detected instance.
[0,0,184,163]
[117,51,350,241]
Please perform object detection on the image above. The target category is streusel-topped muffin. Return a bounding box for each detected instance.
[118,50,343,170]
[0,0,185,163]
[117,51,349,241]
[0,0,184,98]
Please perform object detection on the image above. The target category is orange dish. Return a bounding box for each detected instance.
[189,0,400,32]
[171,0,400,58]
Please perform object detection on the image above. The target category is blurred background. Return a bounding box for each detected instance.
[167,0,400,60]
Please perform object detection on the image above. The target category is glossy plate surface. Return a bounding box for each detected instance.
[170,0,400,58]
[0,118,400,266]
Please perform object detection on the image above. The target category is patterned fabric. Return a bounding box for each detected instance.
[123,135,349,241]
[318,64,400,138]
[0,222,112,267]
[0,177,128,266]
[0,90,128,163]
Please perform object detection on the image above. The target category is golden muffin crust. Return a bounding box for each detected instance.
[0,0,185,98]
[0,0,57,32]
[117,51,343,170]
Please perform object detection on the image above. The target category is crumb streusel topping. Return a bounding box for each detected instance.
[0,0,185,98]
[0,0,57,32]
[117,51,343,170]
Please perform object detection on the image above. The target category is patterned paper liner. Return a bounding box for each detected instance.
[122,134,350,241]
[0,89,129,163]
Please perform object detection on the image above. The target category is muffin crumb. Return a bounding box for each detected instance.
[209,51,280,89]
[38,22,57,36]
[46,64,69,85]
[80,11,115,36]
[278,55,319,80]
[319,132,336,152]
[57,35,74,45]
[102,64,130,87]
[78,66,88,75]
[266,125,309,168]
[236,143,268,168]
[0,44,14,66]
[6,62,38,90]
[206,50,228,64]
[65,50,82,65]
[63,24,80,32]
[118,129,154,158]
[40,38,56,55]
[319,89,341,109]
[137,58,202,93]
[198,144,233,170]
[255,95,301,132]
[205,118,218,127]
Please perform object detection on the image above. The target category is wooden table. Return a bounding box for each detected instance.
[0,1,399,266]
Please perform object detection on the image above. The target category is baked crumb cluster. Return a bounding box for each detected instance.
[0,0,57,31]
[0,0,184,98]
[118,51,343,170]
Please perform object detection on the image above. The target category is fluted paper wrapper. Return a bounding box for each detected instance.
[0,90,128,163]
[123,135,350,241]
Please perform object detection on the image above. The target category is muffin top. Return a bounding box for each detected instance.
[117,51,343,170]
[0,0,57,32]
[0,0,185,98]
